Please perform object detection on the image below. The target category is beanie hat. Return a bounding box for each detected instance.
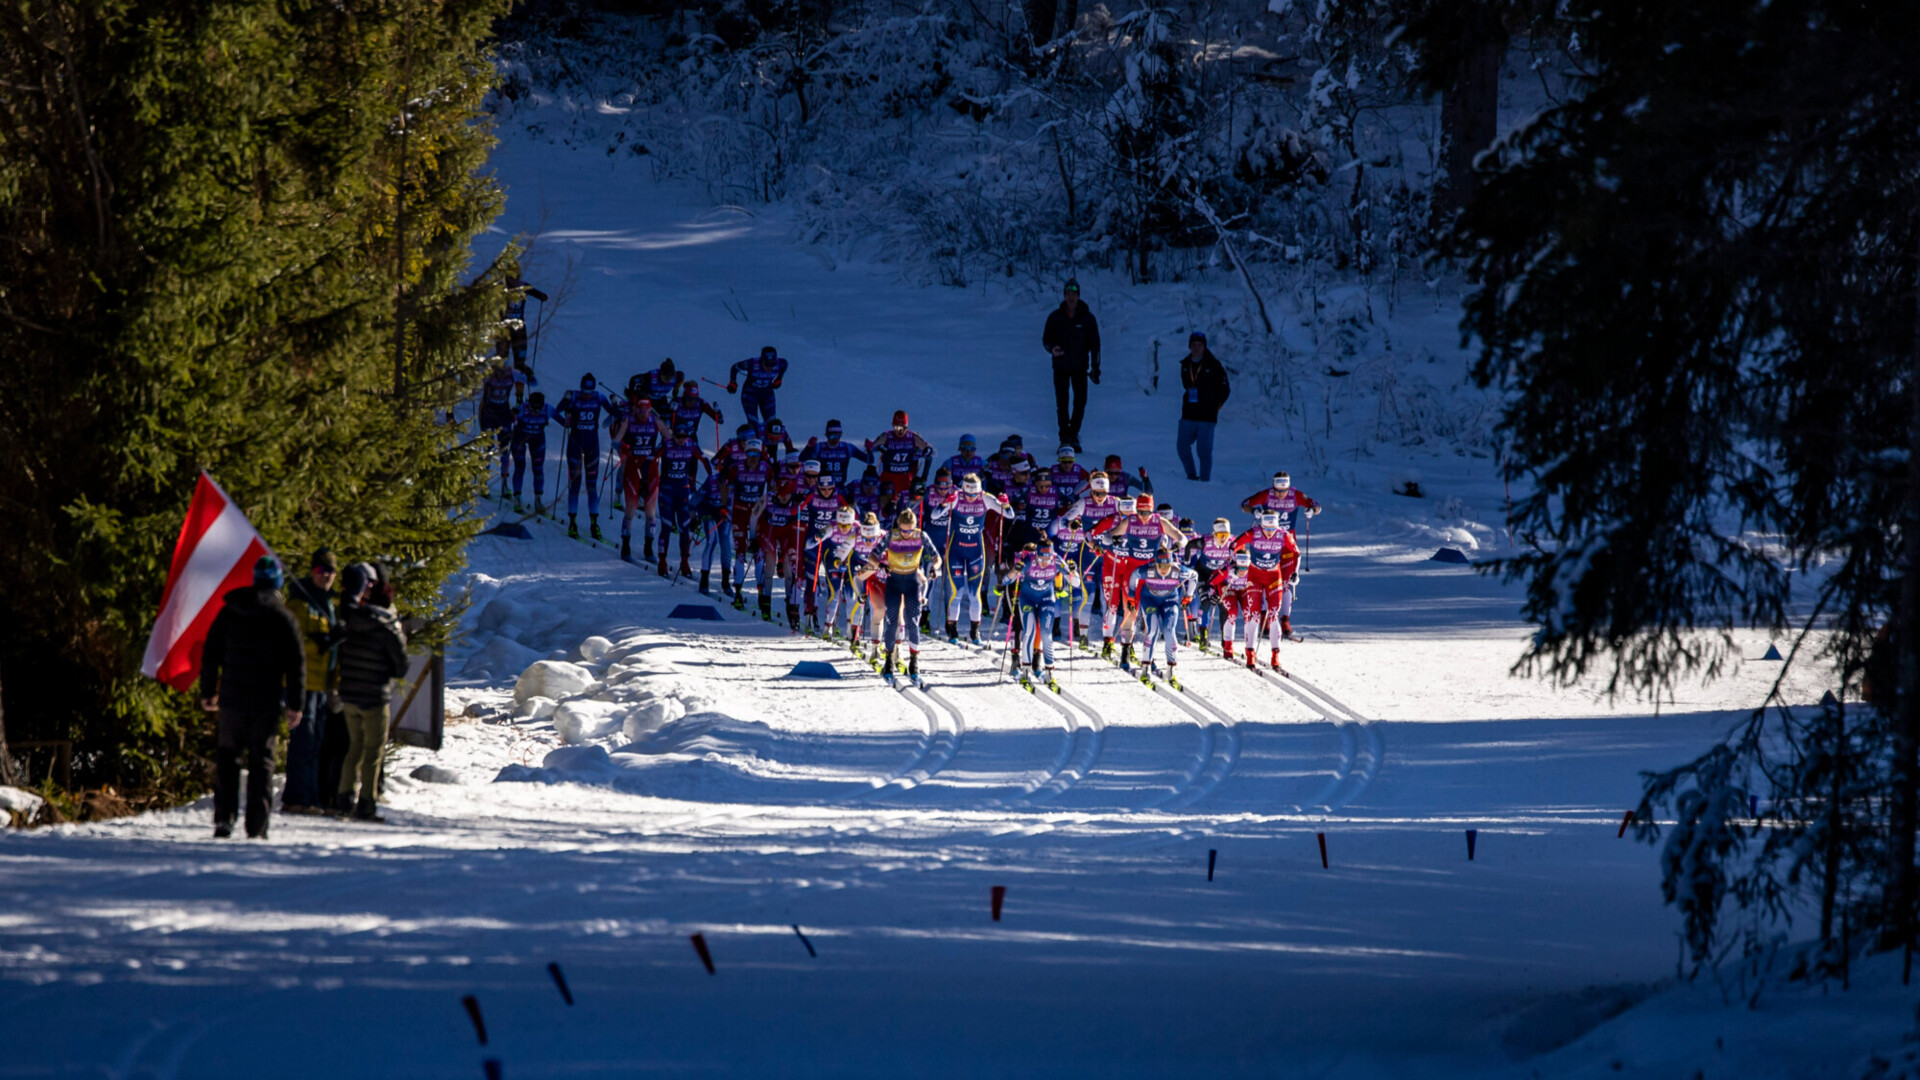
[253,556,284,591]
[892,409,909,427]
[341,562,376,603]
[310,547,339,572]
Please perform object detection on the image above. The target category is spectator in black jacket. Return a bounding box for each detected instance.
[333,562,410,821]
[1041,279,1101,452]
[199,556,306,839]
[1176,331,1232,482]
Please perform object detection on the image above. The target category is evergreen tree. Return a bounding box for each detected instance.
[1398,0,1920,966]
[0,0,509,797]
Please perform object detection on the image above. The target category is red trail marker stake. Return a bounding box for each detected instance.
[1466,829,1478,861]
[484,1060,503,1080]
[991,885,1006,922]
[1207,848,1217,881]
[547,961,574,1005]
[1618,810,1634,838]
[1316,832,1328,868]
[690,933,716,974]
[461,995,488,1045]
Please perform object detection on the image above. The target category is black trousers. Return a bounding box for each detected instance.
[1052,360,1088,444]
[215,707,280,836]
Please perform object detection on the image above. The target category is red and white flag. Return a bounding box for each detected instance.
[141,472,276,693]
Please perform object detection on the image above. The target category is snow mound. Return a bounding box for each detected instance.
[578,635,615,663]
[409,764,465,785]
[515,695,558,721]
[0,786,44,816]
[461,634,543,680]
[622,695,686,741]
[515,659,595,703]
[553,699,627,744]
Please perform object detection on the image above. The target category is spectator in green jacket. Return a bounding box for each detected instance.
[282,548,338,813]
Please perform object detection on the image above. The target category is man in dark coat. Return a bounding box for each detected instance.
[1176,331,1232,482]
[199,556,306,839]
[1041,279,1101,452]
[333,562,410,821]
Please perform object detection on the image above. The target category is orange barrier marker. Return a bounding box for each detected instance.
[691,933,716,974]
[462,994,488,1045]
[1618,810,1634,838]
[991,885,1006,922]
[1316,832,1328,868]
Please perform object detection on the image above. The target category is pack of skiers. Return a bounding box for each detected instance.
[477,276,1319,690]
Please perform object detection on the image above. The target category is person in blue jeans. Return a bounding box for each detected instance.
[1175,331,1231,481]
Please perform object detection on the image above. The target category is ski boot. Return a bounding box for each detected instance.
[534,499,548,519]
[1119,642,1134,673]
[644,538,655,563]
[680,559,694,580]
[590,516,604,542]
[699,569,712,595]
[756,594,772,621]
[1196,627,1209,651]
[968,624,982,647]
[1141,662,1159,685]
[1015,665,1032,692]
[1166,662,1180,691]
[946,619,959,645]
[657,556,669,577]
[513,497,526,514]
[567,515,580,540]
[1270,649,1282,671]
[1044,666,1059,692]
[883,647,898,686]
[1222,641,1235,661]
[908,650,923,689]
[1246,646,1258,670]
[732,587,747,612]
[1101,639,1115,660]
[620,535,632,562]
[785,603,801,630]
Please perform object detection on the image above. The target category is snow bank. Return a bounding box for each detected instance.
[514,659,595,703]
[0,786,44,818]
[552,699,626,743]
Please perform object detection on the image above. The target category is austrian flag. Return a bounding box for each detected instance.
[140,472,277,693]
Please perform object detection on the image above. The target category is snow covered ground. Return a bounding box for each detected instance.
[1,132,1909,1078]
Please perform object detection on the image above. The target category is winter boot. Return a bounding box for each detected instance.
[568,515,580,540]
[1282,615,1293,638]
[590,516,604,542]
[946,619,959,643]
[620,535,632,561]
[699,569,712,595]
[353,796,385,824]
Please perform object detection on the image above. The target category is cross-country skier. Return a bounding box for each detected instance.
[612,391,670,562]
[815,506,863,639]
[800,419,872,486]
[935,472,1015,644]
[670,381,724,444]
[1126,544,1195,684]
[501,268,549,389]
[758,483,803,625]
[1102,453,1153,501]
[695,468,733,596]
[763,417,801,459]
[509,390,556,513]
[920,468,958,638]
[727,346,789,429]
[1050,516,1097,646]
[867,410,933,499]
[655,429,709,578]
[877,507,942,686]
[715,422,756,477]
[1240,470,1322,531]
[478,359,524,499]
[1232,510,1303,669]
[848,512,889,660]
[1063,472,1126,648]
[1187,516,1237,649]
[1049,446,1090,504]
[1211,549,1263,662]
[644,359,684,414]
[556,373,618,540]
[1006,537,1081,689]
[944,435,987,482]
[726,438,775,609]
[1089,494,1185,658]
[798,472,852,631]
[851,464,885,523]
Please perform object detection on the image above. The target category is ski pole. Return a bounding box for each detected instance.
[528,296,544,381]
[1301,514,1311,573]
[997,585,1018,682]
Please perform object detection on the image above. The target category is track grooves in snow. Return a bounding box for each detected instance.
[1158,687,1243,811]
[1244,665,1384,812]
[1030,688,1106,805]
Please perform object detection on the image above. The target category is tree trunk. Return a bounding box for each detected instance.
[1889,229,1920,961]
[1430,14,1505,227]
[1026,0,1057,57]
[0,660,16,788]
[1820,701,1844,951]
